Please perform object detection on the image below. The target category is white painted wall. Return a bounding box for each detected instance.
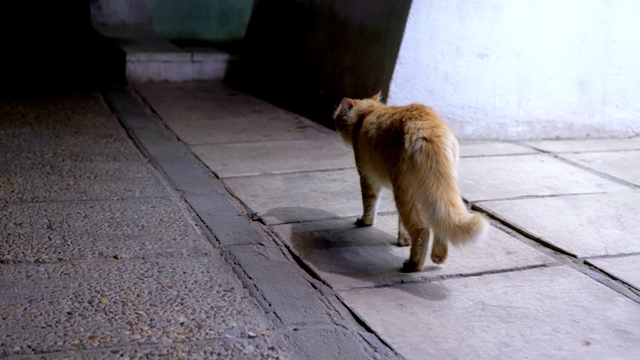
[388,0,640,140]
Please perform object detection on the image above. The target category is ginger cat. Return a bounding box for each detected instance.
[333,93,488,272]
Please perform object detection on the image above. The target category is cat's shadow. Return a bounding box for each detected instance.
[264,206,450,302]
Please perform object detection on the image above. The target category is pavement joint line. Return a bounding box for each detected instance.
[217,166,359,180]
[460,152,543,158]
[517,142,640,188]
[102,85,400,359]
[521,141,640,154]
[550,153,640,189]
[336,264,561,294]
[473,204,640,303]
[264,210,400,227]
[583,252,640,260]
[471,191,610,204]
[580,260,640,300]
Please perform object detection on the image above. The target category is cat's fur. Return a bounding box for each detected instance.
[333,93,488,272]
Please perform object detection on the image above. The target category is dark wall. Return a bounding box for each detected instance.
[1,0,124,90]
[225,0,412,127]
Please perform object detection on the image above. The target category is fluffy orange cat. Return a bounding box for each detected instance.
[333,93,488,272]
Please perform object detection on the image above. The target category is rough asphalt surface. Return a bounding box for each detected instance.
[0,89,397,359]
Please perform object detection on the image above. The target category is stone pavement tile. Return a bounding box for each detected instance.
[273,214,556,291]
[162,111,334,145]
[0,161,169,203]
[0,256,279,357]
[16,338,280,359]
[149,94,283,122]
[525,137,640,153]
[0,198,209,263]
[136,81,244,101]
[459,154,628,201]
[479,190,640,257]
[286,327,392,360]
[559,150,640,186]
[223,169,396,225]
[226,245,342,327]
[0,131,142,163]
[0,92,116,133]
[587,255,640,289]
[341,266,640,360]
[459,141,537,157]
[193,137,355,178]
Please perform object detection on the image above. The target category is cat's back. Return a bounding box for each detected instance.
[363,103,453,143]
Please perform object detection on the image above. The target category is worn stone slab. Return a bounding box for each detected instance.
[150,94,282,121]
[286,327,398,360]
[526,137,640,153]
[136,81,245,101]
[126,61,227,82]
[479,190,640,257]
[0,92,116,132]
[225,245,340,327]
[459,154,628,201]
[273,214,556,291]
[459,141,537,157]
[0,131,141,163]
[163,111,334,145]
[560,150,640,186]
[193,137,355,178]
[0,161,169,203]
[587,255,640,290]
[15,338,281,359]
[0,256,279,357]
[341,266,640,360]
[223,169,397,225]
[0,198,209,263]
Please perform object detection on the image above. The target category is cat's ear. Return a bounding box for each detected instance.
[341,98,355,112]
[370,91,382,101]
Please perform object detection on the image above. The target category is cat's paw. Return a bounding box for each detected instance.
[396,233,411,247]
[430,250,448,264]
[355,217,374,227]
[401,259,422,273]
[431,240,448,264]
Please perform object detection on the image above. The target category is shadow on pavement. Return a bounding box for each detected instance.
[265,206,451,301]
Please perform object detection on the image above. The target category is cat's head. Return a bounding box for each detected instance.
[333,92,382,145]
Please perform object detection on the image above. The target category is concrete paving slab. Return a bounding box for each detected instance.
[0,161,169,203]
[341,266,640,360]
[225,245,341,327]
[193,137,355,178]
[459,154,628,201]
[223,169,397,225]
[0,92,116,132]
[459,141,537,157]
[163,112,334,146]
[0,198,209,263]
[136,81,244,101]
[0,256,280,357]
[479,190,640,257]
[526,137,640,153]
[587,255,640,289]
[560,150,640,186]
[16,338,280,359]
[273,214,556,291]
[0,131,142,163]
[150,95,281,121]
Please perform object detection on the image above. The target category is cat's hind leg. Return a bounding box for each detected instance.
[395,192,430,272]
[430,236,448,264]
[396,218,410,246]
[356,174,381,227]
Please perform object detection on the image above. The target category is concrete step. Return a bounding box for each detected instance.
[95,26,230,82]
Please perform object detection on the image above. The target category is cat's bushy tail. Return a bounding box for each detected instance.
[433,208,488,246]
[415,134,489,245]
